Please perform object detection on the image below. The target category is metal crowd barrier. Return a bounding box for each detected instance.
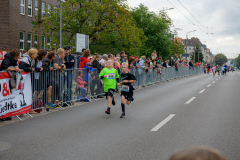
[1,66,204,113]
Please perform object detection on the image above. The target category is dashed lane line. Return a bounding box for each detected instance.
[207,84,211,87]
[199,89,205,93]
[185,97,196,104]
[212,81,215,83]
[150,114,176,132]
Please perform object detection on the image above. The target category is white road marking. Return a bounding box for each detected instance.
[212,81,215,83]
[185,97,196,104]
[216,79,218,81]
[199,89,205,93]
[207,84,211,87]
[150,114,176,132]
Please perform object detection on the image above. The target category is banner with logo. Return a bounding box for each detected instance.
[0,72,32,119]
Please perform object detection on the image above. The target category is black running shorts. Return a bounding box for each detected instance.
[105,89,115,99]
[121,90,133,101]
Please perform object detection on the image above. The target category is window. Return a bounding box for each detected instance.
[35,35,37,48]
[20,0,25,15]
[42,2,46,17]
[42,36,45,49]
[35,0,38,16]
[27,33,32,48]
[47,4,51,15]
[28,0,32,16]
[20,32,25,50]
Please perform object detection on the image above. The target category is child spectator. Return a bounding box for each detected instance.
[75,70,86,100]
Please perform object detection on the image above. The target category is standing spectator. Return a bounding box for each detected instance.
[19,48,38,72]
[132,56,139,68]
[137,56,147,87]
[52,48,56,53]
[99,54,108,66]
[0,49,21,72]
[64,46,75,102]
[92,54,104,97]
[108,53,113,59]
[79,50,90,68]
[169,57,175,67]
[32,49,47,113]
[128,56,134,68]
[115,53,120,58]
[151,50,157,60]
[42,51,56,108]
[53,48,66,103]
[120,51,125,62]
[77,48,86,68]
[121,54,128,64]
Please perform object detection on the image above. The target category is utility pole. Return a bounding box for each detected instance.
[37,0,42,50]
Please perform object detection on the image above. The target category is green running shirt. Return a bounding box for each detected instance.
[99,68,119,92]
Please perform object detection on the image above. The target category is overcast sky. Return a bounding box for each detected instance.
[127,0,240,58]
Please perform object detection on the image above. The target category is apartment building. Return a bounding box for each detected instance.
[0,0,58,51]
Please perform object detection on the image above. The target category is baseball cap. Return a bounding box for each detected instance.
[86,62,92,66]
[64,46,71,50]
[134,56,138,59]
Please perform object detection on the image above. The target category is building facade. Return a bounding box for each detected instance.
[0,0,58,51]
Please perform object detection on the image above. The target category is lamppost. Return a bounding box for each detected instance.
[59,0,65,48]
[185,30,196,60]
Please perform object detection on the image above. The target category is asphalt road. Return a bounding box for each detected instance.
[0,71,240,160]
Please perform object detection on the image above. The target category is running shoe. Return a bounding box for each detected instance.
[112,98,116,105]
[46,102,56,108]
[120,113,125,118]
[105,108,110,114]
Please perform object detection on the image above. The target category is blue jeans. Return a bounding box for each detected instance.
[77,87,86,99]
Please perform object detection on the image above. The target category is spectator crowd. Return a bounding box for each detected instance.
[1,47,209,120]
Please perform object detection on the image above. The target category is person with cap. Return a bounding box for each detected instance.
[64,46,75,102]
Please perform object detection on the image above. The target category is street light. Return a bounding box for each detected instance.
[185,30,196,60]
[59,0,65,48]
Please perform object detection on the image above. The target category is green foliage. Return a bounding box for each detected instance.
[215,53,228,66]
[235,55,240,67]
[191,45,204,62]
[173,39,185,58]
[32,1,176,58]
[131,4,174,60]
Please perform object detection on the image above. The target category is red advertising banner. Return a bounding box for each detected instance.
[0,71,32,119]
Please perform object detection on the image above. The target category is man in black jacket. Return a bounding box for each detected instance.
[91,54,103,97]
[64,46,75,102]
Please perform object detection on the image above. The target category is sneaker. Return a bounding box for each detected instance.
[120,113,125,118]
[46,102,56,108]
[105,108,110,114]
[84,98,90,102]
[112,98,116,106]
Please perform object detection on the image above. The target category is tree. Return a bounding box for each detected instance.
[173,39,185,59]
[32,0,144,54]
[131,4,174,60]
[191,44,203,63]
[235,55,240,68]
[215,53,228,66]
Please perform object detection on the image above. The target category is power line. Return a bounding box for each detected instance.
[178,0,209,33]
[167,0,208,34]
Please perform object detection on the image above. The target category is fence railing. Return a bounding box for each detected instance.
[0,66,204,114]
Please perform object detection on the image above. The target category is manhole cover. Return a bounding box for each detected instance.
[0,141,11,151]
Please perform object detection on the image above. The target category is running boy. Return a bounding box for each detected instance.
[118,62,136,118]
[99,60,120,114]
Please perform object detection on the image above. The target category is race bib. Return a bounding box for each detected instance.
[121,85,129,92]
[107,73,115,79]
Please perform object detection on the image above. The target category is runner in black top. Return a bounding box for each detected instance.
[118,62,136,118]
